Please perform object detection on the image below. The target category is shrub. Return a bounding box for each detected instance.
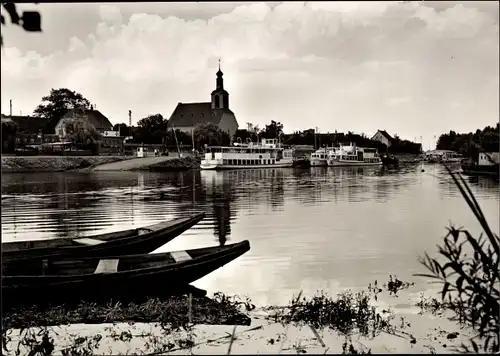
[415,164,499,353]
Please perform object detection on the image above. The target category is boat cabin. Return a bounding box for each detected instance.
[478,152,500,166]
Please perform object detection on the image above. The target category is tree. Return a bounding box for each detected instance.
[233,124,260,143]
[262,120,284,139]
[34,88,91,133]
[64,117,101,152]
[133,114,168,144]
[137,114,167,132]
[193,123,230,149]
[1,120,18,153]
[1,3,41,47]
[436,124,500,159]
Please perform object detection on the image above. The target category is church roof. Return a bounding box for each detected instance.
[168,102,234,128]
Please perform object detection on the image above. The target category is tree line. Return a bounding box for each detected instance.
[436,123,500,158]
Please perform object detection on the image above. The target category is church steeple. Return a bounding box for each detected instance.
[216,59,224,90]
[211,59,229,109]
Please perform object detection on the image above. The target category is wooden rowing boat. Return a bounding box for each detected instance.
[2,213,206,263]
[2,240,250,309]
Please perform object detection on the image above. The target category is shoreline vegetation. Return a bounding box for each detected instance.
[0,276,476,355]
[1,165,497,355]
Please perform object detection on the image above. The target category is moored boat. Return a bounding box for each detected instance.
[381,154,399,167]
[327,142,382,167]
[310,147,334,167]
[2,240,250,309]
[200,138,294,170]
[2,213,206,263]
[461,163,499,178]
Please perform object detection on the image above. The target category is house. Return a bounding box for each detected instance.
[55,107,114,138]
[371,129,394,147]
[1,113,59,147]
[55,108,124,155]
[478,152,500,166]
[167,64,239,137]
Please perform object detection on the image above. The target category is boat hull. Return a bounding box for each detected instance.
[2,240,250,309]
[310,159,327,167]
[461,163,499,178]
[2,213,206,264]
[327,160,382,167]
[200,161,294,170]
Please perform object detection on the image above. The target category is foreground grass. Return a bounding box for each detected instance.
[1,277,439,355]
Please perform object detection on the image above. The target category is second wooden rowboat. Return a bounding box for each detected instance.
[2,240,250,309]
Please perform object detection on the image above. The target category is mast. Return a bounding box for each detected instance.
[171,124,181,156]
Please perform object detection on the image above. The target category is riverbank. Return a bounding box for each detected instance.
[2,283,472,355]
[1,155,202,173]
[1,156,130,173]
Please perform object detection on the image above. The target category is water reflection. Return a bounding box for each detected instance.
[2,166,499,306]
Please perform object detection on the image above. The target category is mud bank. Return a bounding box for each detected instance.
[1,156,129,173]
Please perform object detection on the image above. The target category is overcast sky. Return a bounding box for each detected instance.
[1,1,498,149]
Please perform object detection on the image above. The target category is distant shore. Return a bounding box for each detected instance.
[1,153,422,173]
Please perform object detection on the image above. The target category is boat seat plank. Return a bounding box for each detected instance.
[94,259,120,274]
[171,251,192,263]
[74,238,106,246]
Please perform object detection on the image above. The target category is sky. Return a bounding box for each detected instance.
[1,1,498,149]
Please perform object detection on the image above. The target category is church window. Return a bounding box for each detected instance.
[215,95,220,108]
[201,113,204,119]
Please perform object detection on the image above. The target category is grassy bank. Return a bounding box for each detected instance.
[1,156,130,173]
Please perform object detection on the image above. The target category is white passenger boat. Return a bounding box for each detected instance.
[327,142,382,167]
[310,147,336,167]
[200,138,294,170]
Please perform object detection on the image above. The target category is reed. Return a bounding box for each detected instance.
[414,163,500,353]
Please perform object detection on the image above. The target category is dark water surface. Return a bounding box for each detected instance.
[2,164,499,307]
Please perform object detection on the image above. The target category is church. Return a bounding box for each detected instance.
[167,63,239,138]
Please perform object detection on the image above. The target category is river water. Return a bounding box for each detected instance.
[2,164,499,309]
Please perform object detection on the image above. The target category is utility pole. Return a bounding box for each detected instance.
[9,99,12,116]
[128,110,132,127]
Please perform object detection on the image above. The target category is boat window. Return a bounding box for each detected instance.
[223,159,228,165]
[272,159,275,164]
[237,159,241,165]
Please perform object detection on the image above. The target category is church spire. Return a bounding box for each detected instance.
[216,59,224,90]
